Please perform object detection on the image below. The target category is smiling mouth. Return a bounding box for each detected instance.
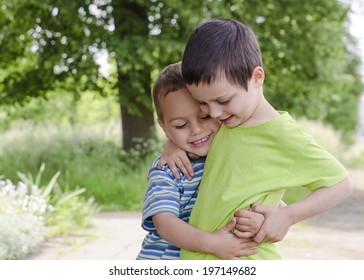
[191,134,211,145]
[220,115,233,123]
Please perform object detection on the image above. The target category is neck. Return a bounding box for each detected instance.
[241,97,278,127]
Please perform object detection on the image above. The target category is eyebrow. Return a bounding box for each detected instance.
[168,116,186,123]
[194,94,231,103]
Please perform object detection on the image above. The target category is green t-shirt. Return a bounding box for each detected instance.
[180,112,348,260]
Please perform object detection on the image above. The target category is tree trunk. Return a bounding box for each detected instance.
[112,0,155,151]
[120,102,155,151]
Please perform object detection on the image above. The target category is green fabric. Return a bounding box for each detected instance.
[180,112,348,260]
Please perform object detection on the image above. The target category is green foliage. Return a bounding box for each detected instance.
[0,90,119,130]
[0,114,161,211]
[0,0,363,211]
[1,0,362,143]
[16,164,99,237]
[228,0,363,137]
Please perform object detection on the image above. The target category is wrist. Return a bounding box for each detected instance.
[201,233,217,255]
[283,205,300,226]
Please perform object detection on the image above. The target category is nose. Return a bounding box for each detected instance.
[209,104,222,119]
[191,122,204,136]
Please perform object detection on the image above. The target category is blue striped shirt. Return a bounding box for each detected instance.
[136,156,205,260]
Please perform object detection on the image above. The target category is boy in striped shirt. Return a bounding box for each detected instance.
[136,62,263,260]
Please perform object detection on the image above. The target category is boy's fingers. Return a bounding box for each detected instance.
[253,230,265,243]
[177,159,193,180]
[223,218,237,233]
[171,158,191,180]
[237,248,259,257]
[182,160,195,179]
[168,161,181,180]
[233,230,253,238]
[234,209,251,218]
[156,159,166,170]
[234,225,254,234]
[235,217,250,225]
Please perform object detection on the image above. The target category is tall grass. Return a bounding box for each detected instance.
[1,93,363,211]
[0,120,162,211]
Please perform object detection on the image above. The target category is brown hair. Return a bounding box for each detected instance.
[182,19,262,90]
[152,61,187,121]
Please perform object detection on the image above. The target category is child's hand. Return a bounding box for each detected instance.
[233,209,264,238]
[157,139,194,180]
[250,203,291,243]
[209,218,259,260]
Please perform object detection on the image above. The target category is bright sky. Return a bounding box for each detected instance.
[349,1,364,79]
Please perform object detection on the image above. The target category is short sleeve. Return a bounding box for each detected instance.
[141,167,181,232]
[285,125,348,192]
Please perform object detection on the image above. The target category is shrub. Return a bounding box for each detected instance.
[0,165,99,259]
[16,164,100,237]
[0,178,50,259]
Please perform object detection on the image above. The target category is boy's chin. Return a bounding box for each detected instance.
[187,150,207,158]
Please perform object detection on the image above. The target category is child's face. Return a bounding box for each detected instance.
[158,88,220,157]
[187,67,265,127]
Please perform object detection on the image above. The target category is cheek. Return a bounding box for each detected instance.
[207,120,221,131]
[168,129,187,144]
[199,105,210,114]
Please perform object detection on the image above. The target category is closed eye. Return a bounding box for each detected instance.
[200,115,211,120]
[174,123,187,129]
[218,99,231,105]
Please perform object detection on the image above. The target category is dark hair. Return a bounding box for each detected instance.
[182,19,262,90]
[152,61,187,121]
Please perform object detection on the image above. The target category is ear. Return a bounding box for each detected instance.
[157,118,168,136]
[252,66,264,88]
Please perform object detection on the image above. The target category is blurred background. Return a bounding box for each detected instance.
[1,0,364,260]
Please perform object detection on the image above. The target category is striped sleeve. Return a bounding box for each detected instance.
[141,167,181,232]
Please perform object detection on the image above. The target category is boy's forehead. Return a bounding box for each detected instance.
[187,81,233,100]
[160,89,201,119]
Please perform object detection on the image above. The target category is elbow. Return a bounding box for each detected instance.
[342,176,354,199]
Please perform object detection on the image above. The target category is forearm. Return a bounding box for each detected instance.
[153,213,213,254]
[284,176,353,225]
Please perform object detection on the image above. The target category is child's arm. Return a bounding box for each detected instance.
[153,213,259,260]
[157,139,194,180]
[252,177,353,243]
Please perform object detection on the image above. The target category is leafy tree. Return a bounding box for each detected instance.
[0,0,200,150]
[0,0,362,150]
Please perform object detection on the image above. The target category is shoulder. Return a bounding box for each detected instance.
[279,114,317,145]
[148,155,175,180]
[274,114,330,158]
[150,155,205,180]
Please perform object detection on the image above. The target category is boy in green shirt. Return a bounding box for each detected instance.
[160,19,353,260]
[138,62,263,260]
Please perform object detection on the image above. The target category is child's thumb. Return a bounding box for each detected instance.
[251,203,266,215]
[223,217,237,233]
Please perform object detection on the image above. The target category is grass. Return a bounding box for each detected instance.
[1,99,363,211]
[0,119,162,211]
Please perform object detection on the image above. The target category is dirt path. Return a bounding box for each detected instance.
[27,169,364,260]
[276,169,364,259]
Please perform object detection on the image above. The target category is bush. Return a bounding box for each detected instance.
[0,213,47,260]
[0,165,99,259]
[0,178,50,259]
